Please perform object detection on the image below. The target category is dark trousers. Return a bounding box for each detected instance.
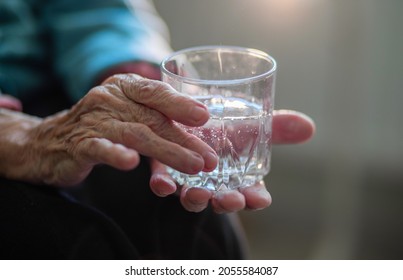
[0,86,247,260]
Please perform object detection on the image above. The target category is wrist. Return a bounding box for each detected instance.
[0,110,42,182]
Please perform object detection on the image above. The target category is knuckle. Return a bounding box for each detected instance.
[82,86,110,108]
[78,86,126,121]
[115,74,144,97]
[102,73,140,86]
[101,74,120,85]
[102,73,146,100]
[135,79,173,104]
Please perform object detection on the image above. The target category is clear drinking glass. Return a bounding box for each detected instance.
[161,46,276,191]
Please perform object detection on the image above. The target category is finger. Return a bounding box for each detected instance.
[149,159,177,197]
[155,123,218,172]
[104,74,210,126]
[109,121,207,174]
[272,110,316,144]
[99,114,218,174]
[238,181,272,210]
[211,190,246,214]
[180,185,213,212]
[0,94,23,111]
[77,137,140,170]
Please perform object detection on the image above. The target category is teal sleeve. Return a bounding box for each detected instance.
[0,0,47,98]
[43,0,172,101]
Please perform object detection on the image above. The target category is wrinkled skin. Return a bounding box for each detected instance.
[0,74,315,213]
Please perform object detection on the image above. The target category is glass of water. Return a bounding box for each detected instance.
[161,46,276,191]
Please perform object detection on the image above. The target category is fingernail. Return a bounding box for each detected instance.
[202,150,218,172]
[190,104,209,124]
[189,153,204,174]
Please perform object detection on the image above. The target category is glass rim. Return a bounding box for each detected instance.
[160,45,277,86]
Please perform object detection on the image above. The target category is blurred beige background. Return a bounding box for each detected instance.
[153,0,403,259]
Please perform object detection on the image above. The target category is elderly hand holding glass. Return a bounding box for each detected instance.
[151,46,315,213]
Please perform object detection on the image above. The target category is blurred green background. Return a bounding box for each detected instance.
[153,0,403,259]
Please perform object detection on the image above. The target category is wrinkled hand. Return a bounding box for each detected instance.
[2,74,218,186]
[149,110,315,213]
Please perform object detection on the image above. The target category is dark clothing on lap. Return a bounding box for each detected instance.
[0,164,246,259]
